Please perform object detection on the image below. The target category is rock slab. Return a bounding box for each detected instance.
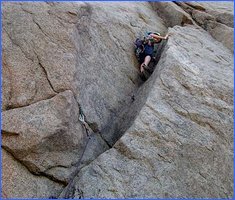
[72,25,233,198]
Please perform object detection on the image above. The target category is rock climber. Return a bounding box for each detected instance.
[139,33,169,73]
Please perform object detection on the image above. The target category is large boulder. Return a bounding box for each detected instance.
[2,90,85,182]
[71,25,233,198]
[2,90,108,183]
[172,2,234,52]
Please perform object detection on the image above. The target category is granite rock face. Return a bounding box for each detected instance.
[1,1,234,199]
[72,25,233,198]
[2,2,167,142]
[2,1,166,198]
[71,2,167,144]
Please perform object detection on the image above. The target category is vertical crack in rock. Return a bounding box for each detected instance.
[68,16,233,199]
[36,56,58,94]
[98,40,168,147]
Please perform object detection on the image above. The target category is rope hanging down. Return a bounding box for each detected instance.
[61,106,92,199]
[59,91,139,198]
[79,106,90,137]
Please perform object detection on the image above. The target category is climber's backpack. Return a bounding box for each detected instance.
[134,38,144,61]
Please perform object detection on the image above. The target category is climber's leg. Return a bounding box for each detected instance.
[140,55,151,72]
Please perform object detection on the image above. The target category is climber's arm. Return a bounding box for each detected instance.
[150,33,169,40]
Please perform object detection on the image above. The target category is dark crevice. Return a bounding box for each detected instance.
[75,102,112,149]
[59,133,91,198]
[44,165,70,172]
[2,130,19,136]
[38,61,58,94]
[35,54,58,94]
[20,5,34,15]
[98,39,168,146]
[38,171,68,186]
[57,12,168,198]
[97,131,112,148]
[3,93,57,111]
[173,2,202,12]
[184,2,206,11]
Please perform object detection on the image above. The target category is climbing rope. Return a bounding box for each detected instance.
[78,106,90,138]
[60,106,93,199]
[61,93,137,198]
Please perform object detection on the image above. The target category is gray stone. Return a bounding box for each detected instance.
[2,2,86,110]
[72,25,233,198]
[72,2,167,141]
[2,2,167,145]
[191,10,215,26]
[206,20,234,52]
[196,2,234,28]
[190,2,234,52]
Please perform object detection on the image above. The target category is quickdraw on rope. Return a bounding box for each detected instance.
[79,105,90,138]
[60,105,92,199]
